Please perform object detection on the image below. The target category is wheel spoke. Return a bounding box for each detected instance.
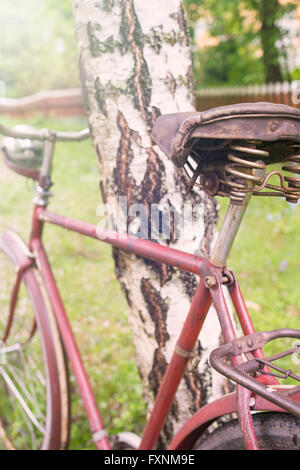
[0,366,45,434]
[26,354,47,388]
[5,364,45,422]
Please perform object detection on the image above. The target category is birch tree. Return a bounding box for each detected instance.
[72,0,226,446]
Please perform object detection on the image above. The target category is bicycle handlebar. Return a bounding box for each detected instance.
[0,122,90,142]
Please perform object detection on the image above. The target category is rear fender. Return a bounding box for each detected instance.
[168,389,300,450]
[0,229,34,268]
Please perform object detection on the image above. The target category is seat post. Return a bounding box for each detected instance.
[209,164,265,266]
[209,200,249,266]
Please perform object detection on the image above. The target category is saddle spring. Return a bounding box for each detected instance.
[222,143,268,204]
[223,142,300,204]
[183,140,300,204]
[282,144,300,203]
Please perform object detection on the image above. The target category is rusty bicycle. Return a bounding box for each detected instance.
[0,101,300,450]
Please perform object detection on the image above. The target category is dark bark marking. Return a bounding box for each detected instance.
[179,271,198,299]
[87,21,117,57]
[141,147,167,208]
[178,2,190,47]
[87,21,102,57]
[150,106,161,128]
[99,180,108,204]
[166,199,177,245]
[147,26,164,54]
[94,77,108,117]
[148,348,168,400]
[120,0,152,127]
[96,142,108,205]
[144,258,175,288]
[138,146,167,241]
[184,353,212,412]
[112,246,131,279]
[187,63,196,108]
[119,280,132,308]
[78,57,91,114]
[113,110,136,205]
[96,143,102,164]
[140,277,179,447]
[141,278,169,347]
[101,0,116,13]
[165,72,176,96]
[139,148,177,285]
[146,25,187,51]
[138,309,146,325]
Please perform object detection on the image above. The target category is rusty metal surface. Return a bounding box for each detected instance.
[237,385,259,450]
[210,329,300,419]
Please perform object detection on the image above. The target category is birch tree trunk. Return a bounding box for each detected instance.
[72,0,227,447]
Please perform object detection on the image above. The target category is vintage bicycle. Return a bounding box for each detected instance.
[0,102,300,450]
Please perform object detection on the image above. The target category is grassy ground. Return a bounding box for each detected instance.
[0,115,299,449]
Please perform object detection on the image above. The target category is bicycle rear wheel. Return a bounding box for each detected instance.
[0,232,69,449]
[195,412,300,450]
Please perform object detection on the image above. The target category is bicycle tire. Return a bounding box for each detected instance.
[195,412,300,450]
[0,233,70,449]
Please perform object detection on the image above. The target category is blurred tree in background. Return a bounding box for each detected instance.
[0,0,79,97]
[183,0,299,88]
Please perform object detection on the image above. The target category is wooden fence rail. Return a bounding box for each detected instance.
[0,81,299,118]
[0,88,85,118]
[196,81,300,111]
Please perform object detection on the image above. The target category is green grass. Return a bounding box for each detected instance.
[0,114,299,448]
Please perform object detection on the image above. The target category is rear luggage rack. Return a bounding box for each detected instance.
[210,328,300,417]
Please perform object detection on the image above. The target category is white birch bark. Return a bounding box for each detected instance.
[72,0,227,447]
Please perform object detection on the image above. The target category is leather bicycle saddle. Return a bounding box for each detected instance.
[151,102,300,168]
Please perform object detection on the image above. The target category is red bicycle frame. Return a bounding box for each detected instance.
[18,196,299,451]
[2,119,300,451]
